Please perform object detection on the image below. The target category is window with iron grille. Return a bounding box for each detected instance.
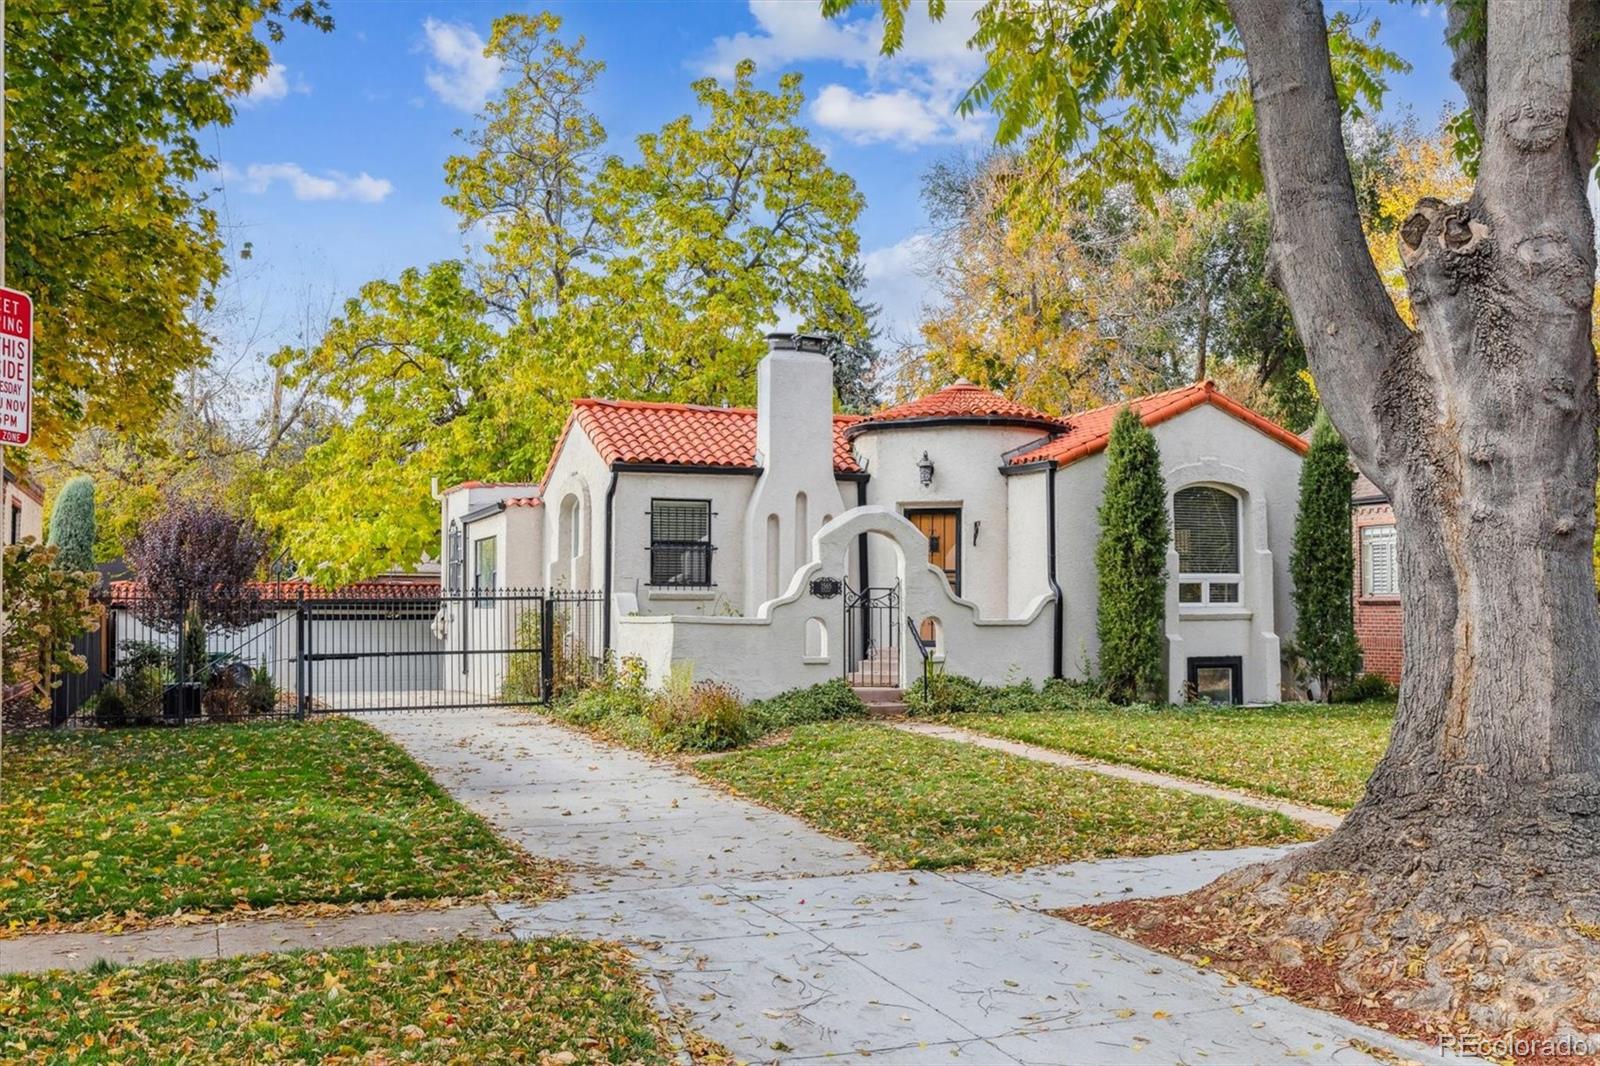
[1174,486,1241,606]
[649,499,713,587]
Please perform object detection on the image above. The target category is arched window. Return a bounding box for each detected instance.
[1173,486,1241,605]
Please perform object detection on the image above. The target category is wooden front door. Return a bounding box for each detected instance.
[906,509,961,596]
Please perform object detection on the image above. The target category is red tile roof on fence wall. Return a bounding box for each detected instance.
[566,398,864,473]
[505,496,543,508]
[439,480,537,495]
[848,381,1063,435]
[108,575,441,606]
[1007,381,1310,468]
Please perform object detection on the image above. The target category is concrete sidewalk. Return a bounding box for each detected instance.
[370,706,875,892]
[895,719,1345,831]
[0,904,505,974]
[497,852,1467,1065]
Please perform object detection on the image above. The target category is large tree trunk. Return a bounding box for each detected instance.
[1198,0,1600,1031]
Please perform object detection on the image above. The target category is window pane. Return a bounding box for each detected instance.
[651,499,710,543]
[1179,582,1202,603]
[1194,666,1236,704]
[474,537,497,591]
[650,499,712,586]
[1208,582,1240,604]
[1362,525,1398,596]
[1174,487,1239,573]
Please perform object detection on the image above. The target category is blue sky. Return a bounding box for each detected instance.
[208,0,1465,371]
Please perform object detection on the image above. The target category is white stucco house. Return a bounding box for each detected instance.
[439,333,1309,703]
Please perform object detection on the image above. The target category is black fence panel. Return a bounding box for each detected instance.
[46,585,608,728]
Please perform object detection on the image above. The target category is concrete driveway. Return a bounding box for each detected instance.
[373,707,1474,1065]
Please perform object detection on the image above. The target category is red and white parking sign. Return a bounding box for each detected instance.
[0,288,33,446]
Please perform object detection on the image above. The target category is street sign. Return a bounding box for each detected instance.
[0,287,32,446]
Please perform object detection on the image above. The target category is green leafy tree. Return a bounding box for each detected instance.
[257,262,562,583]
[46,476,96,571]
[837,0,1600,1028]
[6,0,331,448]
[584,59,865,404]
[1289,413,1360,700]
[267,17,868,582]
[1095,408,1169,704]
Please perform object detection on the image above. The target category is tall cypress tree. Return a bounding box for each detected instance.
[46,475,96,572]
[1290,412,1362,700]
[1096,406,1170,703]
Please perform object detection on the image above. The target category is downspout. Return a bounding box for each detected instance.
[855,478,869,589]
[1047,463,1063,680]
[602,470,619,655]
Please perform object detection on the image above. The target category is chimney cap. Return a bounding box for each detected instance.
[765,331,832,355]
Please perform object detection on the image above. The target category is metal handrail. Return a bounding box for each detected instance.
[905,617,932,707]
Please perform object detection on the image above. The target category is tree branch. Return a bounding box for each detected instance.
[1225,0,1412,476]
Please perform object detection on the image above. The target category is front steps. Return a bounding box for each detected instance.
[853,685,906,717]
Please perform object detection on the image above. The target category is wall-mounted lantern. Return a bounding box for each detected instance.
[917,451,935,487]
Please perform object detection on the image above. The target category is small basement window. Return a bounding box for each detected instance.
[650,498,713,587]
[1174,486,1241,606]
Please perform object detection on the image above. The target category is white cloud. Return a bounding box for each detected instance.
[224,162,394,203]
[421,18,501,112]
[811,85,983,147]
[700,1,988,148]
[241,63,310,106]
[862,232,937,343]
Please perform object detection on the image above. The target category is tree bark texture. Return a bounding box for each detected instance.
[1228,0,1600,914]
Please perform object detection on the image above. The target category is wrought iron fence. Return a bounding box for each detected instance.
[46,585,607,729]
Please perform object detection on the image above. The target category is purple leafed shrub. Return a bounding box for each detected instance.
[126,498,268,631]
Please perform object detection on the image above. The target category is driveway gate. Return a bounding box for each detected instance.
[52,585,606,726]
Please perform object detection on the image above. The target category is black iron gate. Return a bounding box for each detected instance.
[843,581,901,687]
[52,586,606,727]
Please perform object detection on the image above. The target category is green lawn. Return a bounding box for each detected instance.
[0,938,708,1064]
[944,701,1394,810]
[0,719,561,930]
[697,722,1314,870]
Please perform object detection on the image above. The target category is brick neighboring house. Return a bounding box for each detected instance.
[1352,471,1401,684]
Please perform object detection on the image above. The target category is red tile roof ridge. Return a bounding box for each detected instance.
[1007,381,1308,468]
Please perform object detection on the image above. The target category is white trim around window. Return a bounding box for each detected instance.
[1173,484,1243,608]
[1361,524,1399,597]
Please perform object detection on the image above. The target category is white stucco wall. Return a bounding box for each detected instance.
[1053,403,1304,702]
[612,470,758,618]
[742,345,853,613]
[540,428,608,592]
[615,506,1055,701]
[852,423,1050,618]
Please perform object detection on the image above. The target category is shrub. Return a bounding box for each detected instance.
[554,655,650,727]
[91,683,130,727]
[1333,672,1396,703]
[47,475,97,572]
[905,673,1117,716]
[245,662,280,716]
[124,664,168,723]
[1289,412,1362,700]
[1094,406,1170,704]
[2,542,101,726]
[748,679,865,732]
[646,677,754,752]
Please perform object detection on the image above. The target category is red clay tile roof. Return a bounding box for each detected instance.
[566,398,863,474]
[505,496,543,508]
[440,480,535,495]
[1007,381,1309,468]
[108,575,441,606]
[849,381,1063,436]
